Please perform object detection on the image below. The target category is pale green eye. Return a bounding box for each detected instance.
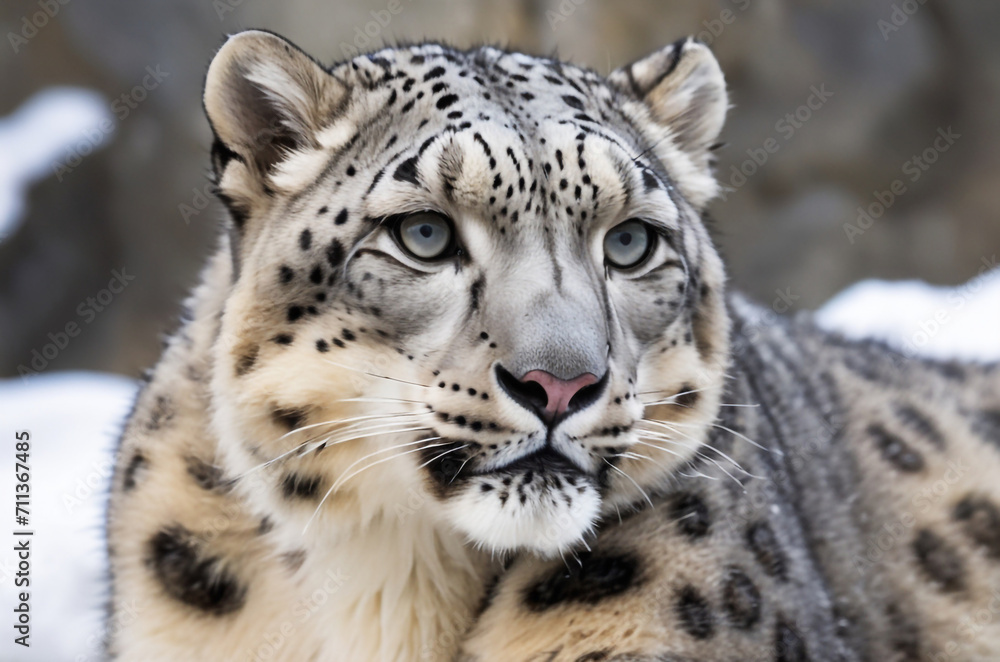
[604,220,653,268]
[397,212,453,259]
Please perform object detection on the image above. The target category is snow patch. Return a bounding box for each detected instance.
[0,372,137,662]
[815,266,1000,361]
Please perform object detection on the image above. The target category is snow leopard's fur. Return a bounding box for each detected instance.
[106,31,1000,661]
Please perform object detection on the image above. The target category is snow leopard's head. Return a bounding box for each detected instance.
[204,31,730,556]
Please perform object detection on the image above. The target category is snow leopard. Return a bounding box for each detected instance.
[105,30,1000,661]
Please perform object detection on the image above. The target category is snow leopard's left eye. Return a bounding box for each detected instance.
[604,219,655,269]
[394,212,455,260]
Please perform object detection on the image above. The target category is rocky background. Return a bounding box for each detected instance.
[1,0,998,379]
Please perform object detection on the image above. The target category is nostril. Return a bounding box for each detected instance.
[496,365,550,418]
[566,376,605,413]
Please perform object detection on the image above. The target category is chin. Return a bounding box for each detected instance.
[444,468,602,557]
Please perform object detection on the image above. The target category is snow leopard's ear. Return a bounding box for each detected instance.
[609,37,727,155]
[609,38,727,207]
[204,30,347,179]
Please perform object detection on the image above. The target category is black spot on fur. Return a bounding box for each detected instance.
[279,265,294,284]
[146,525,246,615]
[747,521,788,580]
[972,409,1000,443]
[424,66,446,81]
[954,495,1000,559]
[287,306,304,322]
[281,549,307,573]
[326,240,345,268]
[436,93,459,109]
[894,405,945,449]
[721,567,761,630]
[185,456,225,492]
[281,473,322,500]
[525,552,641,610]
[146,395,174,430]
[869,423,924,472]
[674,383,700,407]
[315,339,329,353]
[334,208,349,225]
[642,169,659,191]
[234,344,258,376]
[272,407,307,430]
[309,265,323,284]
[122,451,147,491]
[885,601,922,659]
[912,528,965,593]
[675,585,715,639]
[574,652,611,662]
[470,276,485,311]
[298,228,312,250]
[775,617,810,662]
[272,333,293,345]
[394,156,421,185]
[670,492,711,538]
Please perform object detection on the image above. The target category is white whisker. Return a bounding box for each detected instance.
[273,410,418,443]
[321,359,430,389]
[664,419,769,451]
[303,437,445,534]
[416,444,468,470]
[233,419,431,481]
[603,458,653,510]
[637,422,760,479]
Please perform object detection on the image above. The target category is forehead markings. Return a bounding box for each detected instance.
[282,44,690,257]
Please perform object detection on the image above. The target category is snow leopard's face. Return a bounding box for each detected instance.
[205,32,731,556]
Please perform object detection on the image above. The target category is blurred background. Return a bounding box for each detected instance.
[1,0,999,379]
[0,1,998,659]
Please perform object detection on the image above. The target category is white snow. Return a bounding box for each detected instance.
[815,263,1000,361]
[0,88,112,241]
[0,372,137,662]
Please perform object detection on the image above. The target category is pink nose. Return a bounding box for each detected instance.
[520,370,599,420]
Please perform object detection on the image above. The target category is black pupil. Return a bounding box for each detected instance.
[419,224,434,238]
[619,232,633,246]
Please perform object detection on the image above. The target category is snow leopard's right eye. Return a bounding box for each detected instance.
[392,212,456,261]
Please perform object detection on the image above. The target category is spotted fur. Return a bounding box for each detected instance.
[106,31,1000,662]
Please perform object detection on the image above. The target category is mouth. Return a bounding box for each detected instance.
[473,445,588,478]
